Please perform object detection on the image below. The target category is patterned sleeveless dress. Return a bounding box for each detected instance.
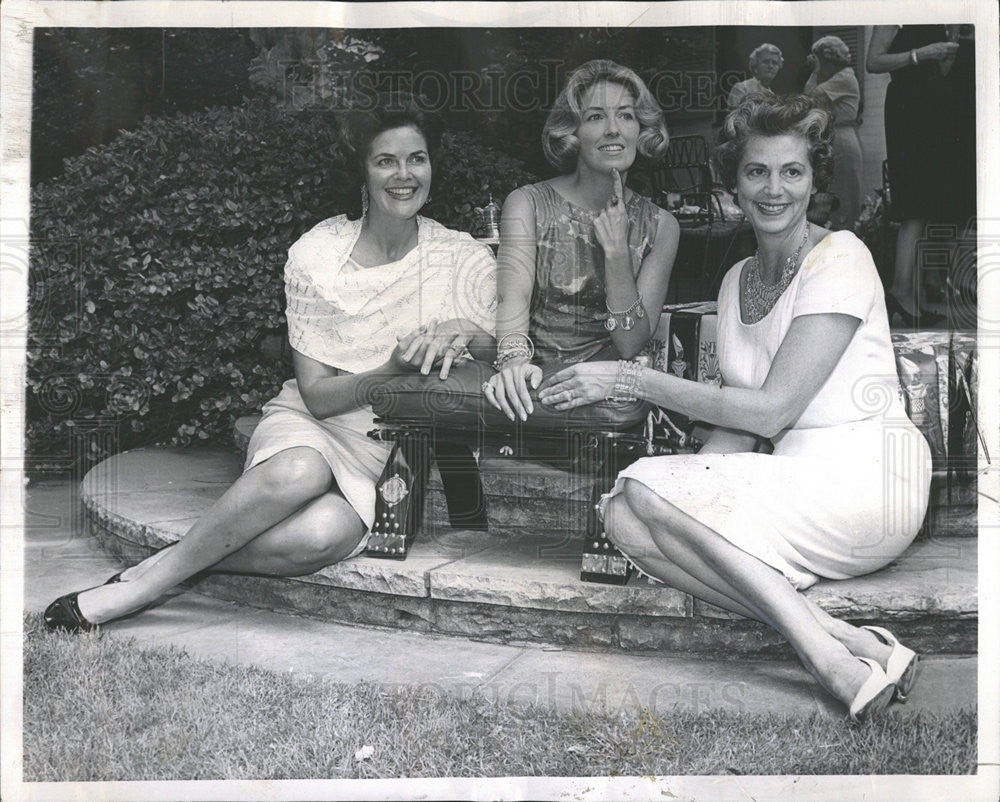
[519,182,661,369]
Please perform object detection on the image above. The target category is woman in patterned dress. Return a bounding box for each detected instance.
[483,59,679,420]
[44,97,497,632]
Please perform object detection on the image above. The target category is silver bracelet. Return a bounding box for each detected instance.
[606,360,642,403]
[496,332,534,356]
[604,294,645,332]
[494,348,531,371]
[493,332,535,370]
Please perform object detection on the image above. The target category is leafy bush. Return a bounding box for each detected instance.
[28,98,536,466]
[32,28,256,184]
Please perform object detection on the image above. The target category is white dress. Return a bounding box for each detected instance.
[609,231,931,589]
[244,215,496,552]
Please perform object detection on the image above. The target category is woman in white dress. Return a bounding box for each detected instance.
[537,95,931,722]
[44,96,497,632]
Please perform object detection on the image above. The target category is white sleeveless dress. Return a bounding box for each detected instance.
[608,231,932,589]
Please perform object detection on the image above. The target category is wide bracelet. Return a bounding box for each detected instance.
[604,293,645,332]
[493,348,531,371]
[493,332,535,370]
[496,332,534,356]
[606,360,642,403]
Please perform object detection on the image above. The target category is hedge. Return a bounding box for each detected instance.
[28,98,536,466]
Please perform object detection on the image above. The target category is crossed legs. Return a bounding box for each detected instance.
[605,480,892,709]
[74,447,366,625]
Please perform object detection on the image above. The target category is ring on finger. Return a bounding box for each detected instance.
[481,381,491,393]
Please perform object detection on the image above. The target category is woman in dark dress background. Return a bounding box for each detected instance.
[867,24,975,327]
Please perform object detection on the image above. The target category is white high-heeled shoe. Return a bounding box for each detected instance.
[862,625,919,701]
[848,657,896,724]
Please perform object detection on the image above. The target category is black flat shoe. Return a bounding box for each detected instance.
[43,592,97,633]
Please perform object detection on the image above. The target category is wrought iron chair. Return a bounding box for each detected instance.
[635,135,741,299]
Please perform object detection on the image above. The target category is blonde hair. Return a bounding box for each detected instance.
[749,43,784,71]
[542,59,668,174]
[811,35,852,68]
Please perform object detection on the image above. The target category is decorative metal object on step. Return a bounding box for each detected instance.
[576,431,635,585]
[379,474,408,506]
[366,429,432,558]
[474,192,502,240]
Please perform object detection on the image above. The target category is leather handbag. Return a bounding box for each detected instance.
[371,358,650,432]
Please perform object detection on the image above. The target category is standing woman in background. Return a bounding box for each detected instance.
[867,24,974,327]
[805,36,863,232]
[727,44,783,110]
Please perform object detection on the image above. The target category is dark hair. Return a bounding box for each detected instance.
[542,59,668,174]
[339,93,442,220]
[713,94,834,194]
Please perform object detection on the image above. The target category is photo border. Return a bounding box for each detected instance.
[2,2,997,800]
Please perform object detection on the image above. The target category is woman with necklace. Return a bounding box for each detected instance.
[538,95,931,722]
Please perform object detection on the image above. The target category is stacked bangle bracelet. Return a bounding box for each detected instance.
[493,332,534,370]
[605,359,642,403]
[604,293,645,332]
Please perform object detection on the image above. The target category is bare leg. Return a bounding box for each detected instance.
[798,596,893,665]
[616,480,870,707]
[605,496,760,620]
[212,490,365,575]
[889,218,925,315]
[607,495,893,666]
[121,490,366,581]
[76,447,337,623]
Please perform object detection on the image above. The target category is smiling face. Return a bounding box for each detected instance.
[574,80,640,175]
[753,52,782,86]
[736,134,814,238]
[364,125,431,223]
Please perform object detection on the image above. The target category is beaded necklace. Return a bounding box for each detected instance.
[743,222,810,324]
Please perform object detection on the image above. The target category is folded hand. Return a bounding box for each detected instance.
[396,318,472,379]
[537,362,620,410]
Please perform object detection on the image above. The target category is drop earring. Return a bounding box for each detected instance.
[360,184,369,217]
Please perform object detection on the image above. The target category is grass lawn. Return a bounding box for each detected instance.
[22,614,976,781]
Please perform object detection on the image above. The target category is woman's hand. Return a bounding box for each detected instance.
[483,356,543,422]
[537,362,620,410]
[593,168,630,260]
[917,41,959,62]
[396,318,471,379]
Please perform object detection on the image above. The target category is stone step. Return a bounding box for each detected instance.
[82,446,978,656]
[235,416,977,539]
